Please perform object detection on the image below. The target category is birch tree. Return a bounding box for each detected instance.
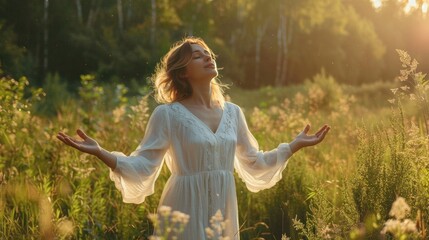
[43,0,49,75]
[76,0,83,23]
[117,0,124,33]
[150,0,156,45]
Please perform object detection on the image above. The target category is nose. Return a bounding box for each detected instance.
[204,53,212,62]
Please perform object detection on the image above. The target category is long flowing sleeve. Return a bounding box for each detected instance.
[109,105,171,204]
[234,106,293,192]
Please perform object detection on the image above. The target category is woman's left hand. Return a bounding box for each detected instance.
[289,124,330,153]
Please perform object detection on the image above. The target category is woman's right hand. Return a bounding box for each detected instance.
[57,129,101,156]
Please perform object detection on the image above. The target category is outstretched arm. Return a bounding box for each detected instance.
[289,124,331,154]
[57,129,117,169]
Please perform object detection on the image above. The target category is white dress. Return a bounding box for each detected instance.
[109,101,293,239]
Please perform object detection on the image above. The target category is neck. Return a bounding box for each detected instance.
[186,80,214,108]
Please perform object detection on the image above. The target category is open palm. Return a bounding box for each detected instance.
[57,129,101,155]
[295,124,330,148]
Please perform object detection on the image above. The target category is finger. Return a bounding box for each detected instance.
[77,129,89,140]
[56,135,69,145]
[68,137,83,145]
[303,124,311,134]
[58,132,71,138]
[64,136,81,149]
[318,126,331,141]
[59,132,80,144]
[315,125,328,137]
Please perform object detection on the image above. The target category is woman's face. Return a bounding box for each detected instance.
[184,43,218,84]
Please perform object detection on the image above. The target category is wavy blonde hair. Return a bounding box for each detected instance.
[152,36,227,106]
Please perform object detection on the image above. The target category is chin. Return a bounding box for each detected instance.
[209,70,218,78]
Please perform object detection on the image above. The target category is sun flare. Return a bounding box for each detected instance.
[423,2,429,14]
[371,0,382,9]
[372,0,428,15]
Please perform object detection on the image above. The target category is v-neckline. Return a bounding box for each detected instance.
[176,101,226,135]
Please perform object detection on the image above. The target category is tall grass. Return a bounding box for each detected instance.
[1,51,428,239]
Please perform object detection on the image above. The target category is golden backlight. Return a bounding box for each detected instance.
[372,0,428,15]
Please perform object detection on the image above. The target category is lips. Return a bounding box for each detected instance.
[205,63,215,68]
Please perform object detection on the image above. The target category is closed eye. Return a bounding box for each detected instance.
[192,50,213,59]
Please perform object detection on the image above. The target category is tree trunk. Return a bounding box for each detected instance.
[87,0,101,29]
[277,16,294,86]
[279,16,288,86]
[126,0,133,21]
[117,0,124,33]
[254,20,268,86]
[150,0,156,45]
[76,0,83,23]
[189,2,203,36]
[43,0,49,76]
[275,14,284,86]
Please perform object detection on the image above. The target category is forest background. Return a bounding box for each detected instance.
[2,0,429,239]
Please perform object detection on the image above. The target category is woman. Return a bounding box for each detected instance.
[57,37,330,239]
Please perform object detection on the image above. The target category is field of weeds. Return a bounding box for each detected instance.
[1,51,428,239]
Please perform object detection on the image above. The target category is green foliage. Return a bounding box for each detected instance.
[303,68,353,112]
[0,21,28,77]
[1,51,429,239]
[33,72,70,116]
[4,0,428,88]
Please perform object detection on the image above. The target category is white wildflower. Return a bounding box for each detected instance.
[148,213,159,225]
[400,85,410,91]
[206,209,229,239]
[402,219,417,233]
[213,209,224,222]
[281,233,291,240]
[205,227,215,238]
[389,197,410,220]
[381,197,418,237]
[159,205,172,217]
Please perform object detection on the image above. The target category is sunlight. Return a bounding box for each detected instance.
[404,0,418,13]
[423,2,429,14]
[371,0,382,9]
[372,0,428,15]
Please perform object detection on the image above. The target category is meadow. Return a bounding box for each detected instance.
[1,51,428,239]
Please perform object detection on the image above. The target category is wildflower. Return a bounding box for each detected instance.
[389,197,410,220]
[381,197,418,238]
[57,218,74,236]
[206,209,230,240]
[148,236,161,240]
[112,105,126,123]
[400,85,410,91]
[159,205,172,217]
[294,92,305,107]
[205,227,215,238]
[147,206,189,240]
[388,99,396,104]
[171,211,190,225]
[381,219,417,236]
[402,219,417,233]
[212,209,223,222]
[148,213,159,226]
[281,233,291,240]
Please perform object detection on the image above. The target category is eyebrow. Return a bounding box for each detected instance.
[192,50,210,54]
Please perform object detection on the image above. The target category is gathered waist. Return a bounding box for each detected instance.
[171,169,233,177]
